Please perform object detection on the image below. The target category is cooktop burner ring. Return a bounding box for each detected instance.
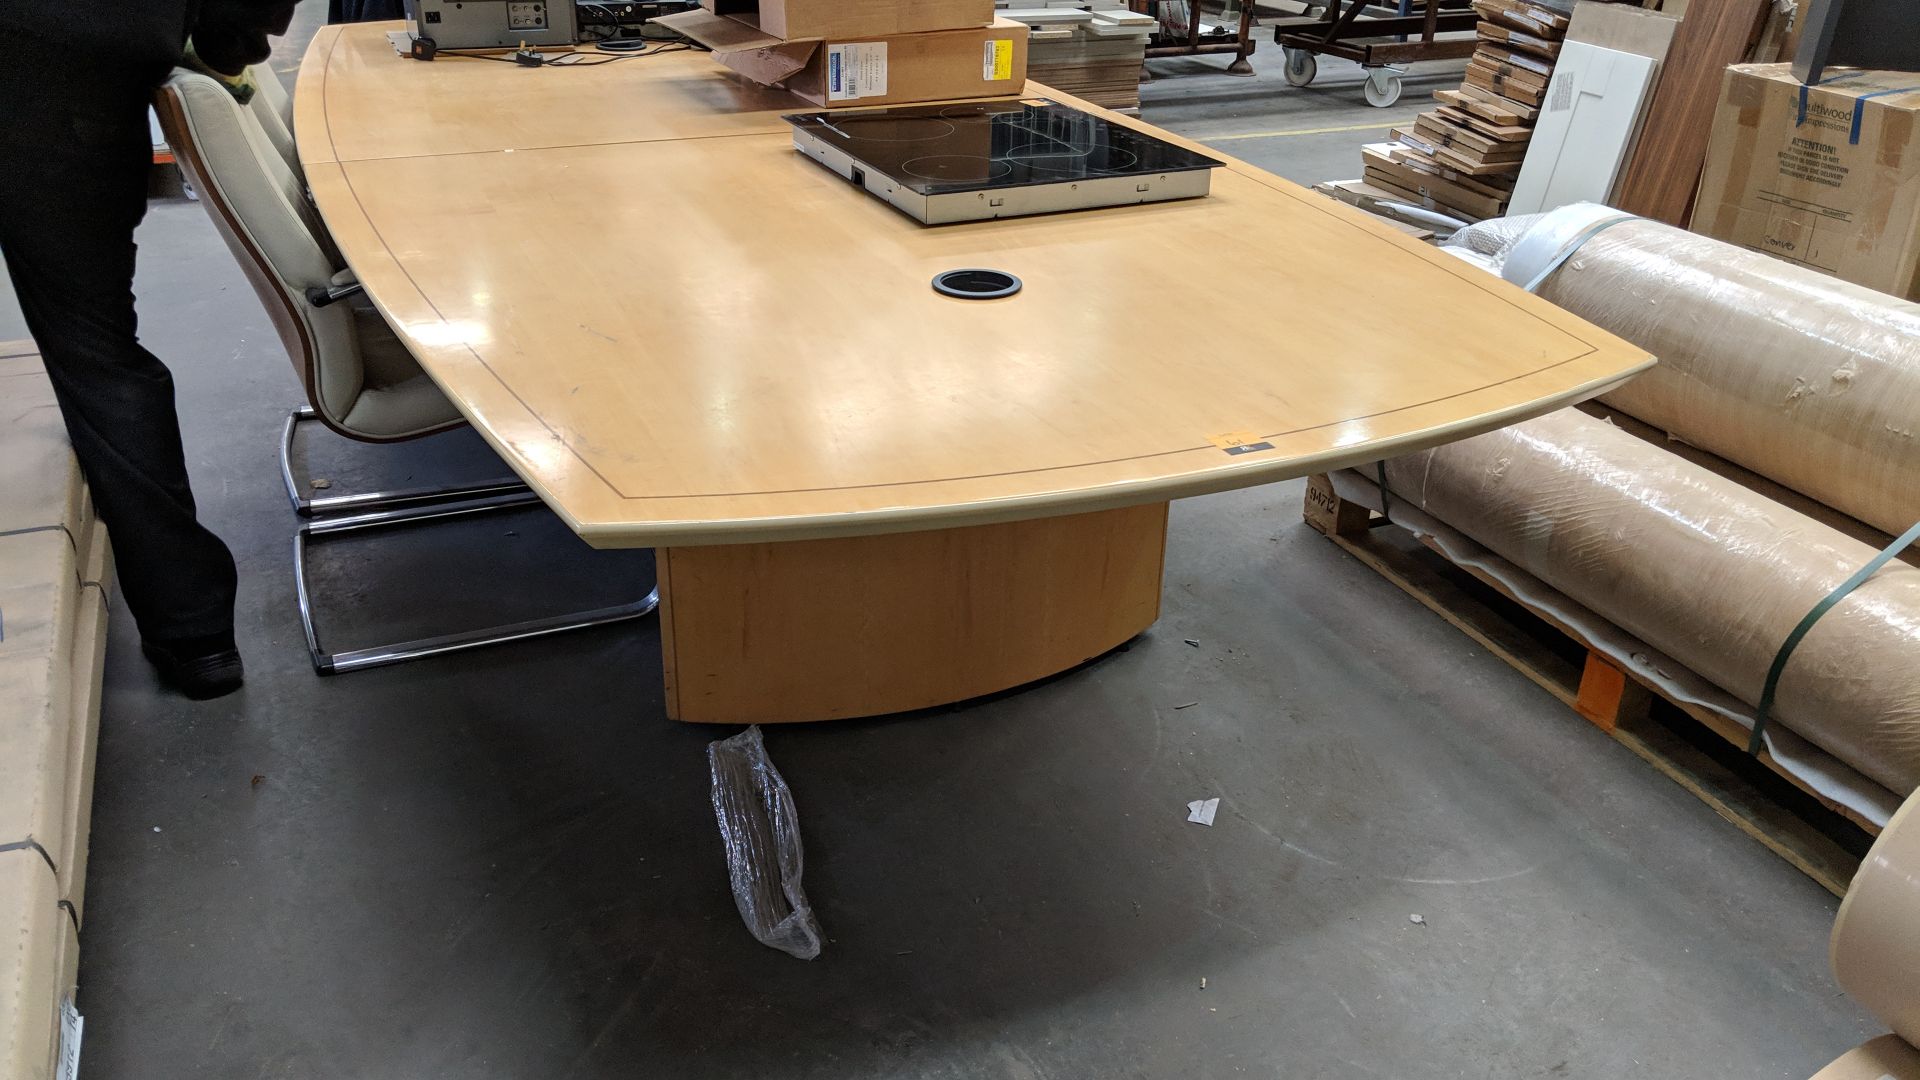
[823,116,958,143]
[899,155,1016,183]
[935,104,1011,123]
[1005,145,1142,175]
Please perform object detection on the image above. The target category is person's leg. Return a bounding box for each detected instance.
[0,91,242,696]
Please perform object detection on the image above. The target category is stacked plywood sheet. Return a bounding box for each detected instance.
[1000,2,1152,112]
[1309,180,1440,240]
[1328,0,1572,224]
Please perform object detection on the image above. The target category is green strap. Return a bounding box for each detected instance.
[1749,519,1920,755]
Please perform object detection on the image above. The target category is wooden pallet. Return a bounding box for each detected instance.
[1303,473,1875,897]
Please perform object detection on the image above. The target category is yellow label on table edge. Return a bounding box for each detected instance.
[1208,431,1276,456]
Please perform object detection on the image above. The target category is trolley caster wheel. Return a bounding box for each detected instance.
[1363,67,1403,107]
[1283,47,1316,87]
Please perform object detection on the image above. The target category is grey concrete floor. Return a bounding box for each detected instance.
[0,16,1882,1080]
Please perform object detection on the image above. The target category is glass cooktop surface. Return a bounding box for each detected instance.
[784,99,1225,196]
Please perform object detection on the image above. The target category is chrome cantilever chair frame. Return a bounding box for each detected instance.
[279,404,530,517]
[158,69,657,675]
[282,417,659,675]
[292,491,660,674]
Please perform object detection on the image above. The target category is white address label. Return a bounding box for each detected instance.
[56,997,83,1080]
[826,42,888,101]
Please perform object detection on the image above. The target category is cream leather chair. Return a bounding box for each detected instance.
[246,63,297,175]
[154,69,656,673]
[1817,795,1920,1078]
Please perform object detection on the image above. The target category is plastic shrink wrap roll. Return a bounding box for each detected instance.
[1385,407,1920,797]
[1489,211,1920,538]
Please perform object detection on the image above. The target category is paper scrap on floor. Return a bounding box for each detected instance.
[1186,797,1220,826]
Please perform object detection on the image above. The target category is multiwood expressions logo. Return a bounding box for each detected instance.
[1798,99,1852,133]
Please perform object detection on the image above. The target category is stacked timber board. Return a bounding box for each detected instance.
[1307,179,1440,240]
[999,2,1152,112]
[1330,0,1572,224]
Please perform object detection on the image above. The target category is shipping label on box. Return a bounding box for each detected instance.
[826,42,887,100]
[659,10,1028,109]
[710,0,993,41]
[983,38,1014,81]
[1691,64,1920,301]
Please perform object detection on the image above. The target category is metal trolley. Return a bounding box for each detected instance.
[1272,0,1477,106]
[1134,0,1260,75]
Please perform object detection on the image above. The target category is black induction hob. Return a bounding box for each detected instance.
[785,99,1226,224]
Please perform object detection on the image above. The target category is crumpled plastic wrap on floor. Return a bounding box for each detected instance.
[1447,204,1920,539]
[708,726,823,960]
[1381,407,1920,802]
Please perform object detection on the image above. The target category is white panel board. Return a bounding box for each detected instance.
[1507,41,1658,216]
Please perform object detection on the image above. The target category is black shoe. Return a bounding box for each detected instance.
[142,635,245,700]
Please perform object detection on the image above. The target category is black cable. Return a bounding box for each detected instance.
[433,35,699,66]
[438,50,527,63]
[546,51,631,64]
[593,36,655,51]
[435,46,625,65]
[550,40,698,61]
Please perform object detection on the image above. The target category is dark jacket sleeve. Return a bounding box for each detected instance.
[0,0,297,85]
[0,1,196,72]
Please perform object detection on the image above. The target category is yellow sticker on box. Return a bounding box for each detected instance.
[983,38,1014,81]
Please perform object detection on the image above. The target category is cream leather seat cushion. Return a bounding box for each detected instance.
[165,72,461,440]
[247,65,298,174]
[345,297,463,434]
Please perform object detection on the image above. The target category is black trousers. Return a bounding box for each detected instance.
[0,68,239,644]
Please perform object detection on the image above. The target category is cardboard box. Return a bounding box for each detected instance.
[0,532,82,871]
[698,0,993,43]
[0,853,78,1080]
[57,531,108,926]
[1691,64,1920,300]
[659,10,1028,109]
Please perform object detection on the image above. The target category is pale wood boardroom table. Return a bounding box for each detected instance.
[296,24,1651,724]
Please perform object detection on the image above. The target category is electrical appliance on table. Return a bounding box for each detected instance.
[784,99,1224,224]
[400,0,580,49]
[295,23,1653,724]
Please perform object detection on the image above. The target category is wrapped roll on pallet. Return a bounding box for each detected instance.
[1821,793,1920,1077]
[1384,407,1920,798]
[1494,207,1920,539]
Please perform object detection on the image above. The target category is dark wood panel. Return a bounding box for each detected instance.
[1611,0,1770,224]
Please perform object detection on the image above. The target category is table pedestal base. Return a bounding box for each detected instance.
[658,503,1169,723]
